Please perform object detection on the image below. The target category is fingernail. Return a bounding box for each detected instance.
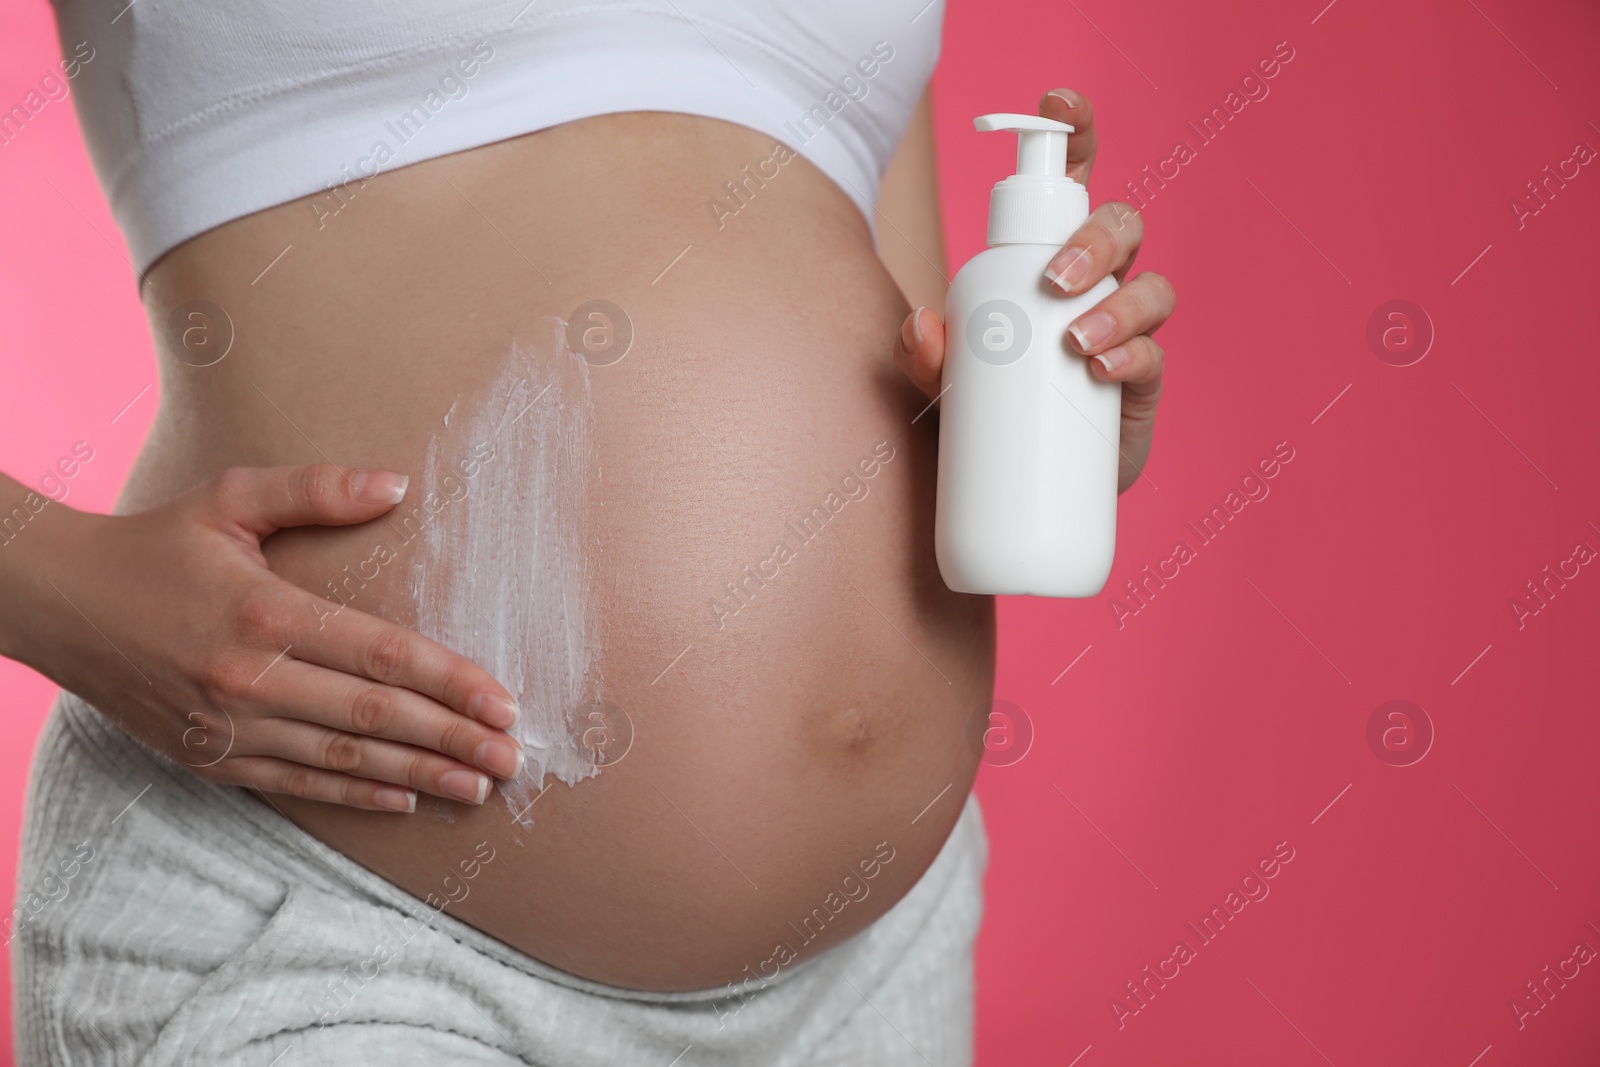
[1068,312,1115,352]
[441,769,489,804]
[1046,247,1092,291]
[1093,346,1130,375]
[350,470,409,505]
[901,308,924,352]
[468,693,520,730]
[476,738,524,779]
[375,787,416,813]
[1046,90,1080,109]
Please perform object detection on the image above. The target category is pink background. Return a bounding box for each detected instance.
[3,0,1599,1063]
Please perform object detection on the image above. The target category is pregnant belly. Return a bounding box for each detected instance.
[125,113,994,991]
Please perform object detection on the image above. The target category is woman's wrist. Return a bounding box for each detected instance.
[0,475,93,674]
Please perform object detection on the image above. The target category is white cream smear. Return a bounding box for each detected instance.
[409,317,603,823]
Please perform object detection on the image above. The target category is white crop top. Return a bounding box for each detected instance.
[50,0,945,275]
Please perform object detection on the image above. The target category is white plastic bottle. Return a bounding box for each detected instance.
[934,113,1121,597]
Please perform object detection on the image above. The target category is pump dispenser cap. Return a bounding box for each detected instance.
[974,112,1089,246]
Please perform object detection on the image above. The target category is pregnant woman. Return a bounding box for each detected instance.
[2,1,1173,1063]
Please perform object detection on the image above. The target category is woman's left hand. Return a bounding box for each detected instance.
[893,87,1175,494]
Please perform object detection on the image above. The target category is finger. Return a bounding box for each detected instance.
[1064,272,1177,357]
[1044,202,1145,296]
[245,719,496,805]
[1039,88,1097,184]
[282,596,520,730]
[258,659,523,780]
[1085,334,1166,398]
[205,463,411,541]
[222,755,418,812]
[894,306,948,403]
[252,659,521,777]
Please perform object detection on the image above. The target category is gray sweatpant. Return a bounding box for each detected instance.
[11,693,987,1065]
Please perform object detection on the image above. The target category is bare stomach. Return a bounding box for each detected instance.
[123,112,994,991]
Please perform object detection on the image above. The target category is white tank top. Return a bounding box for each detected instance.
[50,0,944,274]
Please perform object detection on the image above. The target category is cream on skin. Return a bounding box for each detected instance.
[410,319,604,822]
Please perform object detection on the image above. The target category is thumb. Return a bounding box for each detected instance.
[894,306,947,403]
[203,463,410,541]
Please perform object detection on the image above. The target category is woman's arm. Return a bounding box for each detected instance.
[0,463,523,811]
[875,88,950,316]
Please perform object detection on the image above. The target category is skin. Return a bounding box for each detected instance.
[0,464,521,813]
[0,88,1172,990]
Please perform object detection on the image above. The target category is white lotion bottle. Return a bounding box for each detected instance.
[934,113,1121,597]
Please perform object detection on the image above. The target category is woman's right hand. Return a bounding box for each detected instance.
[7,463,523,813]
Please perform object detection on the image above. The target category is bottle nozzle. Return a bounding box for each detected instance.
[972,112,1086,246]
[974,113,1075,179]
